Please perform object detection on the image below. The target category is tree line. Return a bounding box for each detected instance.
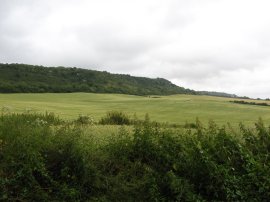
[0,63,195,95]
[230,100,269,107]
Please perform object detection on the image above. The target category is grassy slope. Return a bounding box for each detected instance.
[1,93,270,125]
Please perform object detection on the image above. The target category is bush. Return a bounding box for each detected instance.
[75,114,94,125]
[1,113,270,201]
[184,121,197,129]
[0,113,97,201]
[99,111,130,125]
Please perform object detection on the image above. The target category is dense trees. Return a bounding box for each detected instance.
[0,63,195,95]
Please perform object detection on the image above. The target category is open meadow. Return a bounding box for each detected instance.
[1,93,270,126]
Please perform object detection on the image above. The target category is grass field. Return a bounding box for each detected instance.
[1,93,270,125]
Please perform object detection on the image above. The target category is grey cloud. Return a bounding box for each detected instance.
[1,0,270,98]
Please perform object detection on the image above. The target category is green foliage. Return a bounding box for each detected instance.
[230,100,269,106]
[75,114,94,125]
[184,121,197,129]
[1,113,270,201]
[99,111,131,125]
[0,63,195,95]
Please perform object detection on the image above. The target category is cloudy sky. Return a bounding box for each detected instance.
[1,0,270,98]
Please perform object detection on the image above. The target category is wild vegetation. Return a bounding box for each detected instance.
[230,100,270,107]
[0,63,252,98]
[0,63,195,95]
[1,112,270,201]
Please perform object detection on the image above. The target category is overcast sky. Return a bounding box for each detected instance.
[1,0,270,98]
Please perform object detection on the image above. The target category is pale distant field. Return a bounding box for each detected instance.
[1,93,270,126]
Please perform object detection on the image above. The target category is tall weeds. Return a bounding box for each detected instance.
[0,113,270,201]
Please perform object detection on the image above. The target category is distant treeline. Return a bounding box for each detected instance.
[0,63,195,95]
[197,91,239,98]
[230,100,269,106]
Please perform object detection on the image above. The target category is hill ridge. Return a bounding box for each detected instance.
[0,63,195,95]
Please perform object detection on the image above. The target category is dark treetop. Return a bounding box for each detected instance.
[0,63,195,95]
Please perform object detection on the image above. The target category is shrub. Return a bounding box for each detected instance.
[75,114,94,125]
[184,121,197,129]
[99,111,130,125]
[1,113,270,201]
[0,113,97,201]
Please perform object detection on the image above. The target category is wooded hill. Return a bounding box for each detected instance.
[0,63,196,95]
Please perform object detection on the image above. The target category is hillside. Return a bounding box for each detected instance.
[0,63,195,95]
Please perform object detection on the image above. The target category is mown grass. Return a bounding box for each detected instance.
[1,113,270,201]
[1,93,270,126]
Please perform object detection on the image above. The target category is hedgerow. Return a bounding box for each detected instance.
[0,113,269,201]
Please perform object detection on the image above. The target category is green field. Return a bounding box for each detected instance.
[1,93,270,125]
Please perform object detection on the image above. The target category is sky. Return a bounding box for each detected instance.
[1,0,270,98]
